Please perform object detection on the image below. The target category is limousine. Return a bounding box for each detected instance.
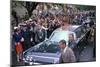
[23,24,90,65]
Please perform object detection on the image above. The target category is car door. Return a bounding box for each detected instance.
[74,25,87,50]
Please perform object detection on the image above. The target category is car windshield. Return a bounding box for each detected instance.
[49,31,69,43]
[31,41,60,53]
[30,31,69,53]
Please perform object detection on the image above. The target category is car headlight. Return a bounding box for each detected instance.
[23,57,28,63]
[29,57,33,61]
[23,57,25,61]
[26,56,33,61]
[26,56,29,61]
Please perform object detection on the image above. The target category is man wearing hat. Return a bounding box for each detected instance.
[59,40,76,63]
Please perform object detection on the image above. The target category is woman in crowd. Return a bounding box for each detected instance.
[13,27,24,62]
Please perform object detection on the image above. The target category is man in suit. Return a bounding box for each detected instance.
[68,33,76,49]
[59,40,76,63]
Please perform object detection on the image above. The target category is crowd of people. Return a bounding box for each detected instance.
[11,3,95,62]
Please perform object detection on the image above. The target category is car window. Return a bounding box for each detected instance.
[75,26,86,38]
[49,31,69,43]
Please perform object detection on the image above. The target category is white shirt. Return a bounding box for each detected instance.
[63,46,68,54]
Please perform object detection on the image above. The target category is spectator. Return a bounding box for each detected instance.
[13,27,23,62]
[21,26,32,51]
[30,22,36,46]
[35,24,46,43]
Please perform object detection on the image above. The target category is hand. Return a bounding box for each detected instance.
[20,37,24,42]
[30,38,33,42]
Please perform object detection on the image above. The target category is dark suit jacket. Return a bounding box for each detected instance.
[60,47,76,63]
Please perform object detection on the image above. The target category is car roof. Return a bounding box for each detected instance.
[55,25,81,32]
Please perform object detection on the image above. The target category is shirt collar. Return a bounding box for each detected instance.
[63,46,68,53]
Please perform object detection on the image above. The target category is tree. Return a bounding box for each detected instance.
[24,2,38,17]
[12,1,38,17]
[75,5,96,11]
